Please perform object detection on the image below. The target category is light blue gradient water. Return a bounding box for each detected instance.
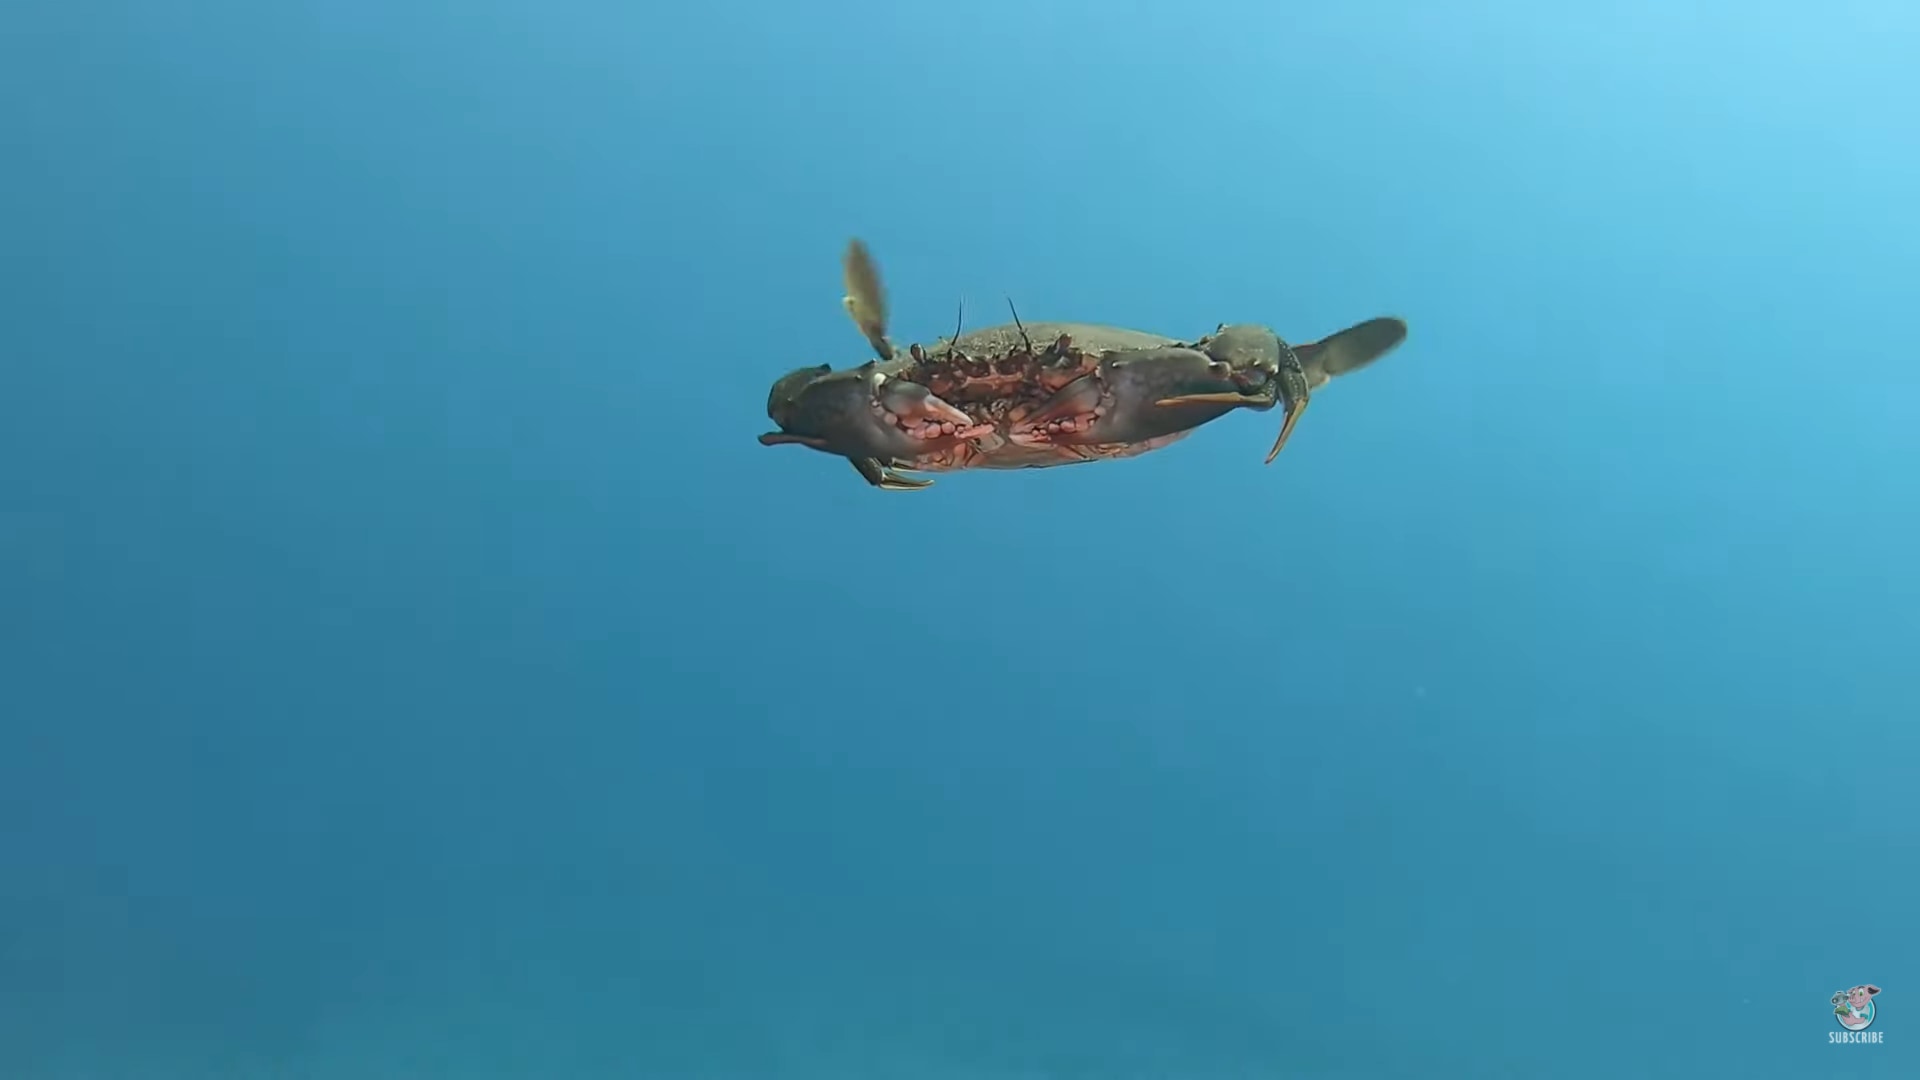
[4,2,1915,1077]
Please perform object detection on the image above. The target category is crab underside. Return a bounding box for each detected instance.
[758,238,1408,490]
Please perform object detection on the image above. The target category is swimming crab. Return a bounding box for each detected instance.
[758,239,1407,490]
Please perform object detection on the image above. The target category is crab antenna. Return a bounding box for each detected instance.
[935,297,966,359]
[1006,297,1034,353]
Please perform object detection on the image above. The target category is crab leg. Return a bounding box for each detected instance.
[842,239,894,361]
[1293,316,1409,389]
[849,457,934,491]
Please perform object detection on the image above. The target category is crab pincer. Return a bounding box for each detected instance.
[1145,324,1312,464]
[759,362,990,484]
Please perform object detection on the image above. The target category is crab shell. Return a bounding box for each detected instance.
[765,316,1403,470]
[758,238,1411,489]
[763,322,1273,466]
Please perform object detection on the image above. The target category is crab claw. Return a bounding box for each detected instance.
[1147,324,1313,465]
[1011,346,1261,448]
[1246,316,1407,463]
[1262,374,1309,465]
[760,363,991,476]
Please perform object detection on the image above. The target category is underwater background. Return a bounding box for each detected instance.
[4,1,1916,1077]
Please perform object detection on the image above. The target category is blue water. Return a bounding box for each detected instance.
[5,2,1915,1077]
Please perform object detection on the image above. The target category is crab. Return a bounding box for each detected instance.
[758,239,1408,490]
